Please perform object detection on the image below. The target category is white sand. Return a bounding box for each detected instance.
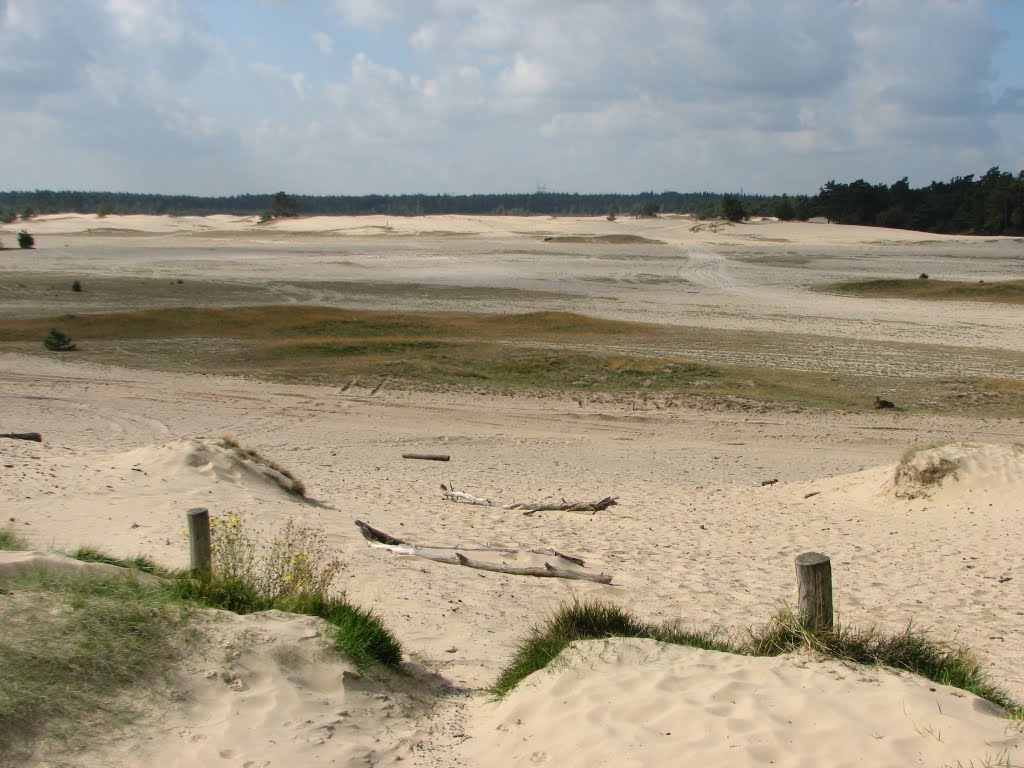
[2,215,1023,766]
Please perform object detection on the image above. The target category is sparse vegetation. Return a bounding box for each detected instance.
[0,573,190,765]
[62,545,163,576]
[541,234,664,244]
[2,305,1023,415]
[492,601,1022,718]
[491,600,731,698]
[216,436,306,497]
[818,278,1024,304]
[0,528,30,551]
[748,609,1021,716]
[891,444,963,498]
[167,514,402,670]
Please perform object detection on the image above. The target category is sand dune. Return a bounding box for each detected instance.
[2,215,1024,765]
[461,638,1021,768]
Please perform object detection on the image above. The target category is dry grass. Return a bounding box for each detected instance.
[892,444,963,498]
[0,305,1021,415]
[541,234,665,244]
[819,278,1024,304]
[0,574,190,766]
[216,435,307,497]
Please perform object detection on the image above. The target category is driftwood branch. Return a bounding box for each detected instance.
[1,432,42,442]
[441,484,617,516]
[403,453,450,462]
[354,520,612,584]
[531,548,586,567]
[352,520,517,553]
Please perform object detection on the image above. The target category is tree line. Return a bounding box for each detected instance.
[2,166,1022,235]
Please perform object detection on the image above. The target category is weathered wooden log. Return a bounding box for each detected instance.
[355,519,408,546]
[441,485,617,515]
[531,548,586,567]
[796,551,833,633]
[187,507,212,575]
[402,453,451,462]
[0,432,42,442]
[354,520,613,584]
[355,520,517,553]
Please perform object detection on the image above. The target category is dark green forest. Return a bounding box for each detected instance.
[2,166,1023,235]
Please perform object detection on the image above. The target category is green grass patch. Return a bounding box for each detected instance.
[0,573,189,765]
[1,304,1021,414]
[58,526,403,673]
[166,573,402,672]
[0,528,30,551]
[490,601,732,699]
[749,609,1021,716]
[62,545,165,576]
[491,601,1022,718]
[819,278,1024,304]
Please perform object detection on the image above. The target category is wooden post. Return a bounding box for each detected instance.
[796,551,833,633]
[187,507,212,575]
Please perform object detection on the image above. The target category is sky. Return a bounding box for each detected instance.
[1,0,1023,196]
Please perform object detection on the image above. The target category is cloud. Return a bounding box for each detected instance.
[250,62,309,98]
[2,0,1023,195]
[312,31,334,54]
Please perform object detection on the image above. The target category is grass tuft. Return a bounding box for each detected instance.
[819,278,1024,304]
[64,545,165,576]
[490,600,731,698]
[0,573,188,765]
[0,528,31,551]
[492,601,1022,717]
[748,609,1021,716]
[216,435,307,497]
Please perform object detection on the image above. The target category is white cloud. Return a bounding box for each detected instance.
[250,62,309,98]
[2,0,1023,194]
[312,31,334,54]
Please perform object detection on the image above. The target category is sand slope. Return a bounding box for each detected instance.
[461,638,1022,768]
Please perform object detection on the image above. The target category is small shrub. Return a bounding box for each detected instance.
[202,513,343,604]
[919,272,930,279]
[17,230,34,249]
[71,280,82,292]
[43,328,77,352]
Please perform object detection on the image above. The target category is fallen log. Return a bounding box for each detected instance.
[354,520,612,584]
[402,453,450,462]
[441,484,617,515]
[0,432,42,442]
[531,548,586,567]
[353,520,516,553]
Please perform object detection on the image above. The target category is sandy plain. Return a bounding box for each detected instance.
[1,213,1023,766]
